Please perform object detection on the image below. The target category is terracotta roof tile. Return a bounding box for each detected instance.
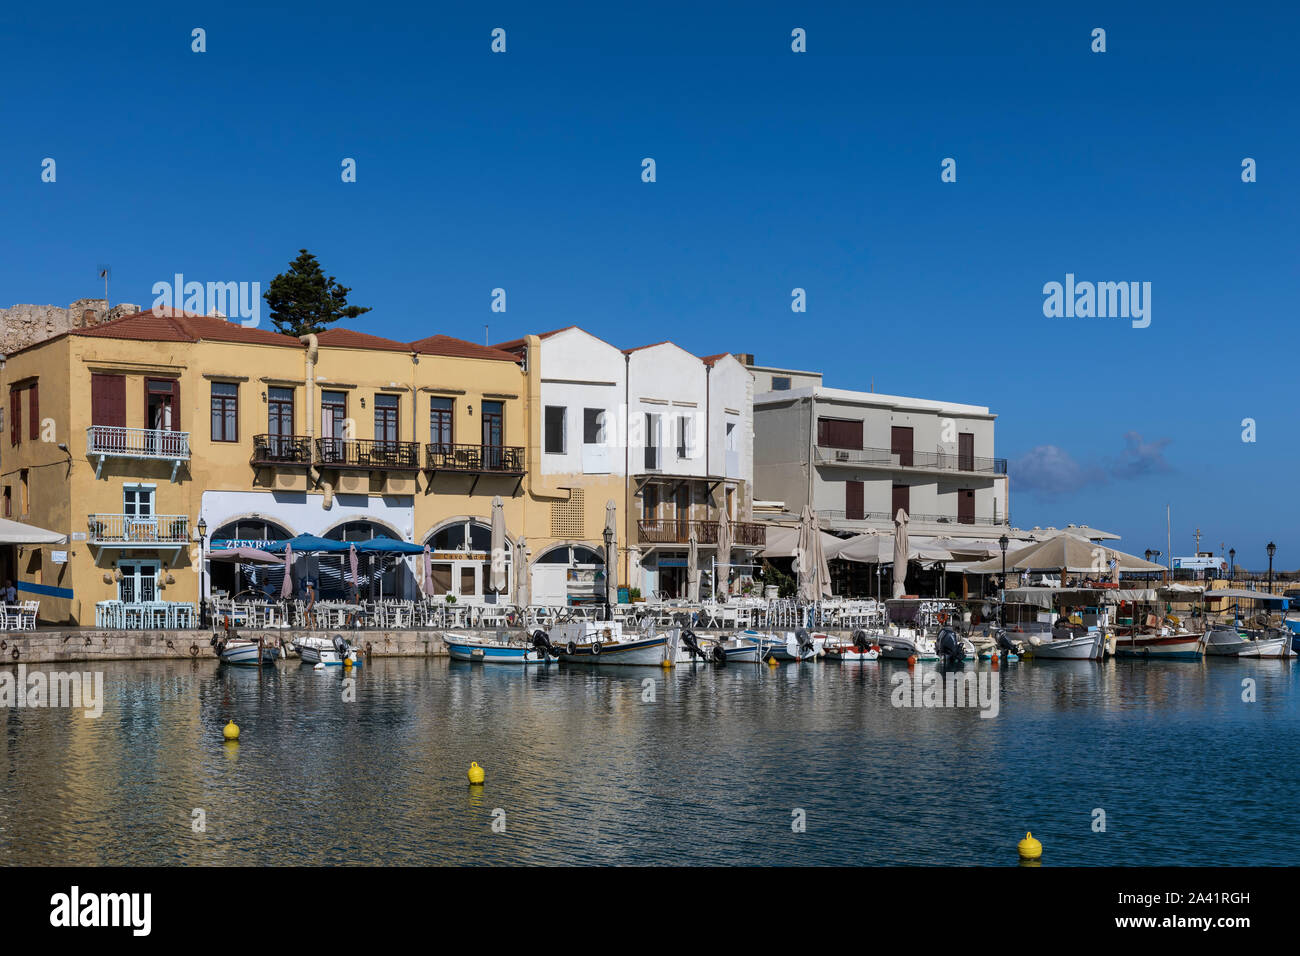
[315,328,411,352]
[491,326,576,352]
[409,334,522,363]
[72,309,299,347]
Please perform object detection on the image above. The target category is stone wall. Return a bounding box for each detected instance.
[0,298,141,355]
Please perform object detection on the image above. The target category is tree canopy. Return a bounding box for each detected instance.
[264,249,371,336]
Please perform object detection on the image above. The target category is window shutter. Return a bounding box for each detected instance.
[9,390,19,445]
[29,384,39,440]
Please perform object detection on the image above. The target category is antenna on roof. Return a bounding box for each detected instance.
[96,264,111,308]
[485,324,489,345]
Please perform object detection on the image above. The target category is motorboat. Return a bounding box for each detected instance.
[554,620,670,665]
[875,626,938,661]
[821,629,882,662]
[443,629,558,665]
[212,628,280,667]
[296,634,363,667]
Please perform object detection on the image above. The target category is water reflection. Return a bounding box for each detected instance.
[1,656,1296,865]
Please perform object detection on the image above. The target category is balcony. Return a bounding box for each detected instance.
[818,509,1010,528]
[86,426,190,482]
[252,434,314,466]
[814,444,1008,476]
[316,438,421,471]
[637,519,766,547]
[425,443,525,493]
[88,513,190,550]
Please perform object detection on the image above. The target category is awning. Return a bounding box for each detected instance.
[0,516,66,546]
[208,547,281,564]
[262,534,352,554]
[353,536,425,555]
[1204,588,1288,603]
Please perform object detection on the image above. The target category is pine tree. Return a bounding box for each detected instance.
[263,249,371,336]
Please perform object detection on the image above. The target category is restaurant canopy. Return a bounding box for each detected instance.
[826,532,954,565]
[262,534,352,554]
[353,536,425,555]
[965,537,1165,574]
[0,516,66,545]
[759,524,840,558]
[208,547,281,564]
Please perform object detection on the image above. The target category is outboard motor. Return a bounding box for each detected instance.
[710,642,728,665]
[936,625,965,666]
[794,628,815,659]
[994,626,1022,656]
[679,628,708,660]
[852,629,871,653]
[530,629,558,659]
[333,633,350,662]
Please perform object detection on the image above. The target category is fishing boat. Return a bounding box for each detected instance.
[296,634,363,667]
[743,629,818,661]
[1112,620,1204,660]
[1023,620,1107,660]
[709,634,767,663]
[555,620,670,665]
[875,627,938,661]
[821,630,881,662]
[212,631,280,667]
[1204,589,1296,658]
[442,630,557,665]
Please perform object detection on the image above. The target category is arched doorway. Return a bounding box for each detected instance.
[530,542,604,607]
[423,518,512,602]
[208,518,292,600]
[324,519,408,599]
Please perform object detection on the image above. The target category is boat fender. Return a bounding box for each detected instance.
[591,640,602,655]
[567,641,578,656]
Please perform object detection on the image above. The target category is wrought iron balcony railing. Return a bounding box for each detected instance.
[425,443,525,474]
[637,519,766,547]
[814,444,1007,475]
[252,434,314,465]
[88,513,190,545]
[315,437,421,470]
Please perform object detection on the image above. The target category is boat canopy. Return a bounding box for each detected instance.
[1003,586,1159,609]
[1204,588,1288,606]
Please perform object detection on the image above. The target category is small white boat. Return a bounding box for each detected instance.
[1024,628,1105,660]
[216,637,280,667]
[296,635,362,667]
[821,630,881,662]
[443,630,558,664]
[876,627,938,661]
[1113,628,1204,660]
[743,629,817,661]
[555,621,669,665]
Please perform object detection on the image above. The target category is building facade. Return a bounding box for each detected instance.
[750,361,1010,539]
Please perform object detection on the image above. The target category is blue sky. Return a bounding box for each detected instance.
[2,1,1296,567]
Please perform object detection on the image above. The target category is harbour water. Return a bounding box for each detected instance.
[1,657,1297,866]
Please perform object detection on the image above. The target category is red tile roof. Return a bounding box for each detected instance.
[700,353,734,366]
[315,328,411,352]
[72,309,299,347]
[409,334,522,363]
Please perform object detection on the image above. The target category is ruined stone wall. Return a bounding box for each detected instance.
[0,298,140,355]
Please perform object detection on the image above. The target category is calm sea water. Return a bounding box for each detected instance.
[1,655,1296,866]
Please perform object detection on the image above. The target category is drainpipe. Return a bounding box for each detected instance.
[624,351,630,583]
[299,333,332,508]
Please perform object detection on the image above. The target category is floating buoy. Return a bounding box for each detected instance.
[222,720,240,741]
[661,657,673,668]
[907,655,917,667]
[468,762,485,785]
[1017,831,1042,860]
[991,653,1000,670]
[767,656,778,667]
[343,657,353,669]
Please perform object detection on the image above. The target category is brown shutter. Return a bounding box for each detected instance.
[958,433,974,471]
[8,389,19,446]
[91,374,127,427]
[892,484,910,517]
[846,480,864,520]
[958,489,975,524]
[28,384,39,440]
[891,426,914,467]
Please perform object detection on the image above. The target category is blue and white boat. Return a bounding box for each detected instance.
[215,636,280,667]
[296,635,363,667]
[742,629,816,661]
[443,630,557,665]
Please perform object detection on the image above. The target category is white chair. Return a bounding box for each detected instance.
[19,601,37,630]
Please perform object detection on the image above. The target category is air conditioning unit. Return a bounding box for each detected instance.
[834,450,850,461]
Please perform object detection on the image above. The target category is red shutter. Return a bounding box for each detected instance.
[845,480,864,520]
[891,426,914,467]
[958,489,975,524]
[91,374,127,427]
[9,390,19,446]
[891,484,910,517]
[28,384,39,441]
[958,433,974,471]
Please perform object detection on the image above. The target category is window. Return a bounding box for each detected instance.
[583,408,605,445]
[211,383,238,442]
[430,397,453,448]
[725,420,737,450]
[643,484,659,520]
[544,406,566,454]
[124,484,155,518]
[268,387,294,436]
[772,376,791,391]
[374,394,399,444]
[146,378,178,431]
[19,470,29,515]
[2,486,9,518]
[321,391,347,439]
[846,480,865,521]
[676,415,692,459]
[482,401,505,468]
[644,413,659,470]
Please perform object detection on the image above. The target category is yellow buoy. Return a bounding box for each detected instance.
[222,720,240,741]
[1017,831,1042,860]
[661,657,673,668]
[468,761,485,785]
[343,657,353,669]
[767,656,778,667]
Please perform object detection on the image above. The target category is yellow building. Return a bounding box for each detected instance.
[0,311,534,623]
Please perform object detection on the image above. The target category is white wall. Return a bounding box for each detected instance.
[537,328,627,477]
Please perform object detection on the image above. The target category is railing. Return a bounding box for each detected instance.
[637,519,766,546]
[316,438,421,470]
[814,444,1007,475]
[86,426,190,460]
[88,513,190,545]
[425,443,525,473]
[252,434,314,465]
[819,509,1010,527]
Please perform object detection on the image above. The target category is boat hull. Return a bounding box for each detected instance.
[1113,633,1204,660]
[220,641,278,667]
[560,635,669,665]
[445,638,554,664]
[1026,632,1104,660]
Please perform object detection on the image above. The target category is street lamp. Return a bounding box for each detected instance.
[602,522,614,622]
[196,517,208,628]
[1267,542,1276,594]
[1228,548,1235,581]
[998,533,1009,625]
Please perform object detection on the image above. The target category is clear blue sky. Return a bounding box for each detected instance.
[2,1,1296,568]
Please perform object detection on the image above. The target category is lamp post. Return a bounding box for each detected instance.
[1267,542,1276,594]
[998,533,1009,625]
[196,517,208,628]
[1228,548,1235,582]
[602,522,614,622]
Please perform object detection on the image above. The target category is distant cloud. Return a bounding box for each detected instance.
[1013,432,1172,498]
